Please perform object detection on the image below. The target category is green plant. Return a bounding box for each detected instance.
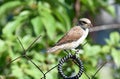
[0,0,120,79]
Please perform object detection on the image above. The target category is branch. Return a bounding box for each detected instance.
[90,24,120,32]
[73,0,80,25]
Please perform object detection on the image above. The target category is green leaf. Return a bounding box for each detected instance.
[111,48,120,67]
[90,57,98,66]
[52,6,71,30]
[38,2,57,39]
[0,39,6,53]
[101,45,110,53]
[116,0,120,3]
[87,0,95,13]
[24,68,42,79]
[106,32,120,46]
[11,65,24,78]
[41,13,56,40]
[56,22,65,32]
[38,2,51,14]
[0,1,21,18]
[84,44,101,56]
[21,35,34,48]
[110,32,120,44]
[105,5,115,17]
[105,39,111,46]
[19,10,30,17]
[34,53,45,62]
[2,10,30,38]
[2,19,22,38]
[58,8,71,30]
[31,16,43,35]
[53,9,65,24]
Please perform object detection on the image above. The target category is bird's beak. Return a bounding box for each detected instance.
[88,23,93,28]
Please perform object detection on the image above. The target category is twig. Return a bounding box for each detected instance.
[90,24,120,32]
[92,62,107,79]
[73,0,80,25]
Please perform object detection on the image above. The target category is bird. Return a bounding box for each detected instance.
[47,18,92,53]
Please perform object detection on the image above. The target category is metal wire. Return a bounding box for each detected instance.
[0,35,107,79]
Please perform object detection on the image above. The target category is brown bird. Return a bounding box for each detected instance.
[47,18,92,53]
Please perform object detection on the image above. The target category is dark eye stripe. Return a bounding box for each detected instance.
[81,21,86,24]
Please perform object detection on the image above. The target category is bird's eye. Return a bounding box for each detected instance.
[77,20,87,26]
[81,21,86,24]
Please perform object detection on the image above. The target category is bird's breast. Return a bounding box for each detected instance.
[71,28,89,48]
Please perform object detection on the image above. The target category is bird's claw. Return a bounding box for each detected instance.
[72,49,83,55]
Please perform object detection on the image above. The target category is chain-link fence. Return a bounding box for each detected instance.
[0,34,108,79]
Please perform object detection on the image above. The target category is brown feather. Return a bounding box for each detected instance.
[55,26,85,46]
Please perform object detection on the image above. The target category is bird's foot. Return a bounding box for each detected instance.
[71,49,83,55]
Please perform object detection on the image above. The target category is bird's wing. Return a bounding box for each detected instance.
[55,26,84,46]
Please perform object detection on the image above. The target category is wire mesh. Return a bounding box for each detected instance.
[0,35,107,79]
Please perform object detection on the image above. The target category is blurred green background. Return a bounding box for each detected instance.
[0,0,120,79]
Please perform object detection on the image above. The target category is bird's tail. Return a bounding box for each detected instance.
[47,46,61,53]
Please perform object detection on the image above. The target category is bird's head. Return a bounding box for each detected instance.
[77,18,92,29]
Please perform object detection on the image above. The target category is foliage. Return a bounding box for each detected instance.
[81,32,120,79]
[0,0,120,79]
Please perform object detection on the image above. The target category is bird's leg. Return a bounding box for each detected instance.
[78,41,88,49]
[72,49,79,57]
[70,50,73,53]
[71,49,83,55]
[81,41,87,47]
[71,41,88,55]
[71,49,77,52]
